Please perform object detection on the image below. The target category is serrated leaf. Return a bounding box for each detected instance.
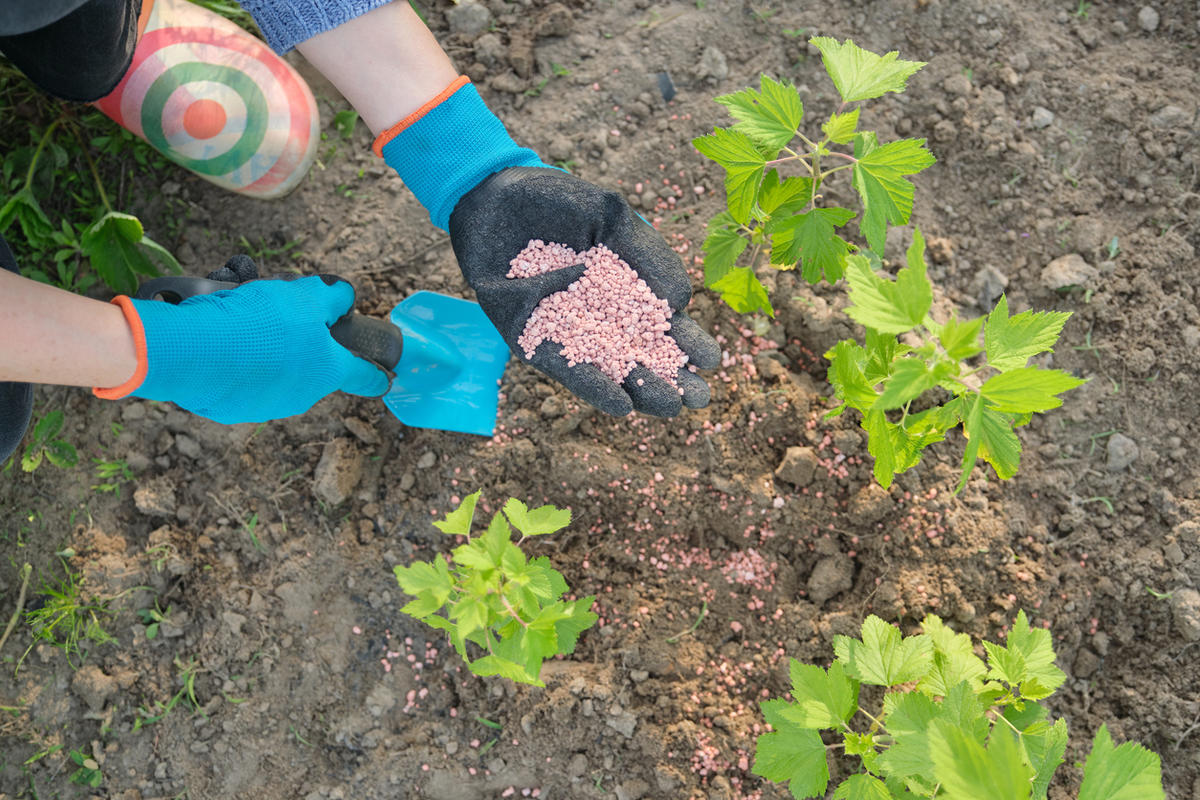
[0,187,53,248]
[1078,724,1164,800]
[451,596,489,638]
[982,639,1027,688]
[875,691,938,782]
[434,490,481,535]
[482,511,513,563]
[31,409,64,442]
[81,212,157,295]
[832,774,891,800]
[502,498,571,536]
[43,440,78,468]
[833,615,932,686]
[862,329,898,383]
[957,394,1022,492]
[470,654,539,685]
[759,171,814,216]
[702,212,748,286]
[710,266,774,317]
[985,296,1072,372]
[715,75,805,150]
[769,207,855,283]
[919,615,988,696]
[394,558,454,607]
[980,367,1087,414]
[932,724,1032,800]
[939,681,989,743]
[938,315,985,361]
[786,659,859,728]
[755,700,830,798]
[874,358,936,410]
[823,108,861,144]
[810,37,926,102]
[1024,718,1068,800]
[554,597,597,654]
[845,245,932,335]
[1005,610,1066,699]
[825,340,876,413]
[452,540,495,572]
[693,127,767,224]
[852,137,936,254]
[863,408,938,488]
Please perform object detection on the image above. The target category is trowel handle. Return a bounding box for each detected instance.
[136,275,404,371]
[330,314,403,371]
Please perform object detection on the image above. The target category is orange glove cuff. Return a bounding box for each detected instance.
[371,75,471,158]
[93,295,148,400]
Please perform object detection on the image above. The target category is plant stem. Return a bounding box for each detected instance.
[857,706,887,732]
[825,151,858,162]
[818,163,855,181]
[498,593,527,628]
[0,564,33,656]
[74,127,112,213]
[23,118,64,190]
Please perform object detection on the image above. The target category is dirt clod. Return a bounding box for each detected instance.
[313,438,364,506]
[1171,589,1200,642]
[72,665,117,712]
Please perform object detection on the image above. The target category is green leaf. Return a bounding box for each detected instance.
[938,681,989,743]
[825,340,876,413]
[833,615,932,686]
[957,394,1022,491]
[844,246,932,335]
[31,410,64,443]
[701,212,748,286]
[481,511,513,563]
[553,597,597,654]
[502,498,571,537]
[754,700,830,798]
[394,558,454,603]
[982,639,1027,688]
[980,368,1087,414]
[938,315,985,361]
[932,724,1032,800]
[874,358,936,410]
[470,654,539,685]
[786,659,859,728]
[919,615,987,696]
[715,75,805,150]
[1078,725,1164,800]
[875,691,938,782]
[769,207,855,283]
[862,329,898,383]
[81,212,157,295]
[985,296,1072,372]
[434,490,481,535]
[693,127,767,224]
[451,596,489,638]
[823,108,861,144]
[1005,610,1066,699]
[852,137,936,254]
[832,774,891,800]
[710,266,774,317]
[138,234,182,275]
[862,408,938,488]
[453,540,495,572]
[810,37,927,102]
[1024,718,1068,800]
[759,171,814,216]
[0,188,53,247]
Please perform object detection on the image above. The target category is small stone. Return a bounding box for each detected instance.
[1149,104,1189,128]
[134,478,177,518]
[174,434,201,459]
[1137,5,1159,32]
[605,707,638,738]
[533,2,572,37]
[1041,253,1098,290]
[547,135,573,162]
[695,46,728,82]
[121,402,147,421]
[1030,106,1055,129]
[473,32,505,68]
[972,264,1009,307]
[1072,648,1100,678]
[942,73,972,96]
[342,416,380,445]
[416,451,437,469]
[807,556,854,606]
[161,181,181,196]
[1072,216,1110,253]
[775,446,817,487]
[365,683,396,718]
[1171,588,1200,642]
[488,71,526,94]
[72,665,117,712]
[222,611,247,636]
[312,438,364,507]
[567,753,588,778]
[1105,433,1139,472]
[615,779,650,800]
[446,1,492,36]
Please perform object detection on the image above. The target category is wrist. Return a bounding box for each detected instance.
[92,297,147,399]
[374,77,545,231]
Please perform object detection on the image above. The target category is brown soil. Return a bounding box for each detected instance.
[2,0,1199,798]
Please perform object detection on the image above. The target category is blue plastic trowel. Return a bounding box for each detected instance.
[136,278,511,436]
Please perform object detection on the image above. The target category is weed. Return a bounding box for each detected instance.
[393,492,596,686]
[475,716,503,730]
[1081,496,1114,514]
[21,560,116,668]
[68,748,102,789]
[91,457,133,494]
[666,601,708,643]
[12,410,77,473]
[1106,235,1120,258]
[137,601,173,640]
[692,40,1085,492]
[1146,586,1173,600]
[133,656,204,730]
[753,611,1164,799]
[1073,0,1093,18]
[332,109,359,140]
[242,512,266,553]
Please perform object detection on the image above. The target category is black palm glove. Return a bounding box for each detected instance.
[449,167,721,417]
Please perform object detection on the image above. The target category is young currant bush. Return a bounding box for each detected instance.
[692,38,1085,491]
[753,611,1165,800]
[393,492,597,687]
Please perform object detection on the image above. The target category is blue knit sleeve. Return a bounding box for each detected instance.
[237,0,393,53]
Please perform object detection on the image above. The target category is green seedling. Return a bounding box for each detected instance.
[1106,235,1119,259]
[91,457,133,494]
[394,492,597,687]
[754,611,1165,799]
[693,39,1084,491]
[133,656,204,730]
[1145,586,1173,600]
[14,410,77,473]
[242,512,266,553]
[21,560,115,669]
[68,748,102,789]
[332,109,359,140]
[137,602,173,640]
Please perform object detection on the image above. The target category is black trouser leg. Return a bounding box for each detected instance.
[0,236,34,464]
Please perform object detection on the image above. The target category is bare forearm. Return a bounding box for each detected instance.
[295,1,458,135]
[0,271,137,388]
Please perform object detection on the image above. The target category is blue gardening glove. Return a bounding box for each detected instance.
[95,271,390,424]
[374,77,720,418]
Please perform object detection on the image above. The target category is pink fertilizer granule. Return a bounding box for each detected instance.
[509,240,689,390]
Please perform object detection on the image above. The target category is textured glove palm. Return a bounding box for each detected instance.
[125,273,389,423]
[450,167,721,418]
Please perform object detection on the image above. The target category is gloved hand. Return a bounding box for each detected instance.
[374,77,720,417]
[94,257,390,423]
